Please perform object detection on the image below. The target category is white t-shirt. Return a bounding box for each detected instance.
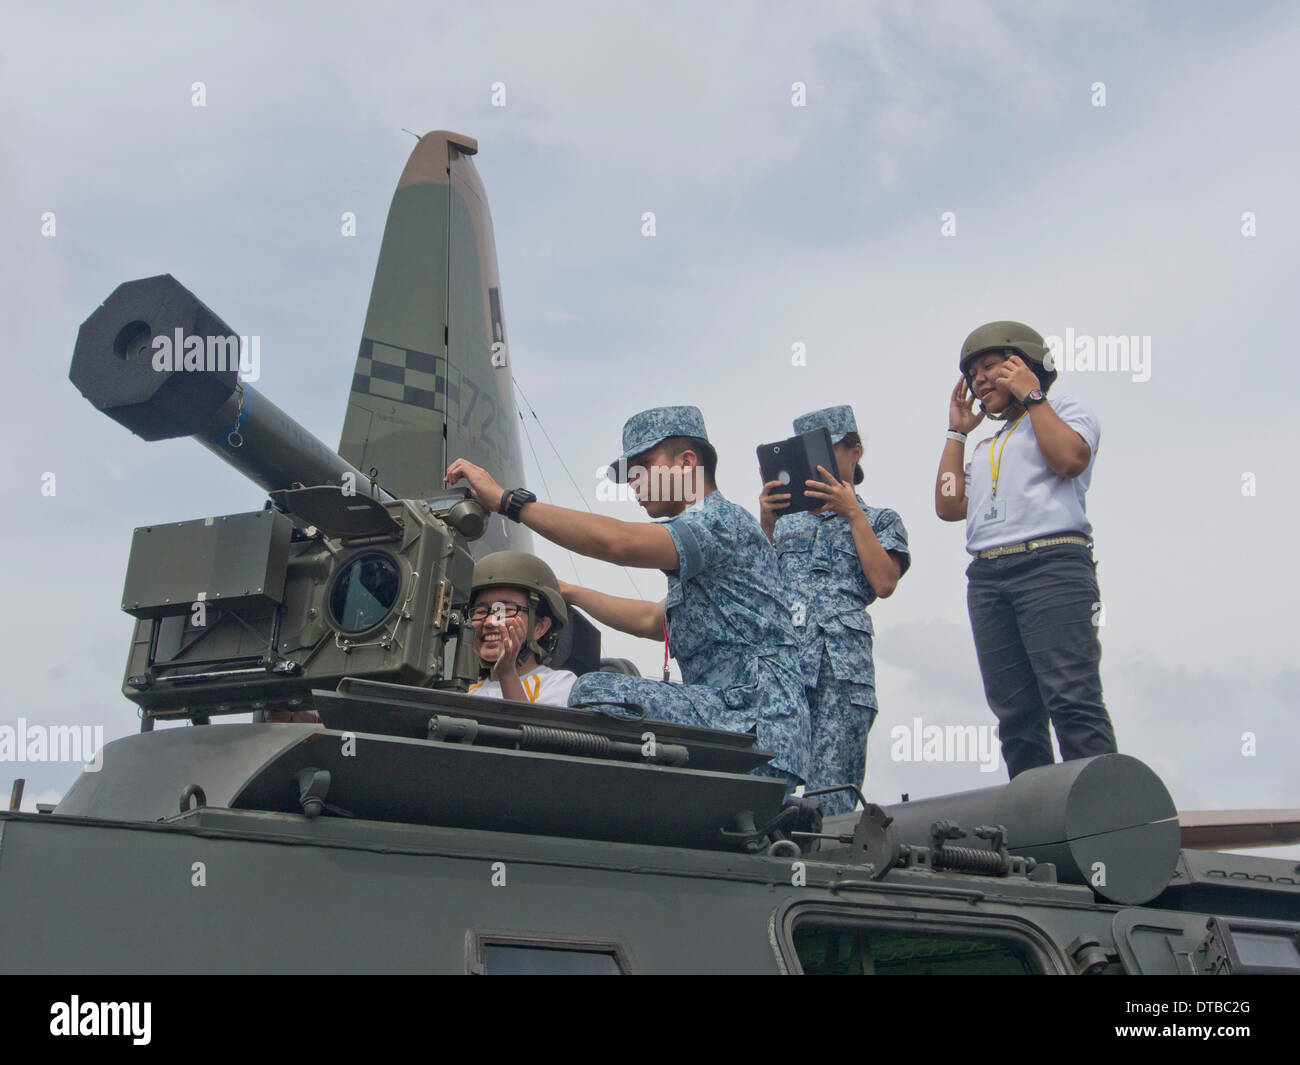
[964,394,1100,553]
[466,664,577,706]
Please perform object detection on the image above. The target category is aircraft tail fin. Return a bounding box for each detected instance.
[339,130,529,553]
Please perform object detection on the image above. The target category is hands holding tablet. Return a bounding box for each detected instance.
[758,478,790,539]
[759,465,856,539]
[802,466,858,518]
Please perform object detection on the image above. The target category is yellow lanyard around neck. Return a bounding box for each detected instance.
[989,414,1027,498]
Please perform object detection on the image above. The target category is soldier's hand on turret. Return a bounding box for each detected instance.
[949,376,986,434]
[804,466,858,518]
[445,458,506,513]
[758,479,791,539]
[989,355,1040,403]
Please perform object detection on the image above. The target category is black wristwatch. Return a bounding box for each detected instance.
[500,487,536,522]
[1022,389,1046,407]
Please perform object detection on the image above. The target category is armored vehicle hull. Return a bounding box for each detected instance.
[4,690,1297,975]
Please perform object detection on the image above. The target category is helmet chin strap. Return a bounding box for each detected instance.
[522,591,550,665]
[979,398,1026,423]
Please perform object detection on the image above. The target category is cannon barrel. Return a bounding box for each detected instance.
[70,274,391,503]
[882,754,1181,905]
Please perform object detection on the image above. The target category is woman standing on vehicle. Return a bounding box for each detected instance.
[760,405,909,815]
[935,321,1118,779]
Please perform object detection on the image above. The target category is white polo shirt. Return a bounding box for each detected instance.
[964,394,1100,554]
[467,664,578,706]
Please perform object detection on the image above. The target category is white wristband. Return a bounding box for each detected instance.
[946,430,967,443]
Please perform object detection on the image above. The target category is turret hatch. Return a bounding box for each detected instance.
[270,486,401,539]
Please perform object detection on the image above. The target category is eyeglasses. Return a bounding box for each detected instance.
[469,602,526,623]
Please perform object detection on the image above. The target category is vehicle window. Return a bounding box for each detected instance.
[481,944,622,975]
[1231,931,1300,970]
[794,925,1038,975]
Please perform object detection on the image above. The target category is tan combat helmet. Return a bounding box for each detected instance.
[959,320,1057,418]
[470,551,568,664]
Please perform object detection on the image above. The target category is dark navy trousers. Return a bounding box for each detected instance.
[965,544,1118,778]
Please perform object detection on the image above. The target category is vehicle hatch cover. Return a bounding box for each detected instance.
[270,486,400,539]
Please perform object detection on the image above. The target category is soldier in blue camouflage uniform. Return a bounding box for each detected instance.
[759,406,909,815]
[447,406,810,788]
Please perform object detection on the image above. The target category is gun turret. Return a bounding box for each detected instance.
[71,274,389,502]
[69,276,490,726]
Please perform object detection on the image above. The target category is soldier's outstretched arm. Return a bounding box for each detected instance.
[446,458,680,569]
[559,581,665,640]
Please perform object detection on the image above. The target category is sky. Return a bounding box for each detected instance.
[2,1,1297,862]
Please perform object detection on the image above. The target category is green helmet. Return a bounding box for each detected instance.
[959,320,1052,377]
[470,551,567,665]
[959,321,1057,419]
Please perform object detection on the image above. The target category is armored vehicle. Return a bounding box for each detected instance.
[2,132,1297,976]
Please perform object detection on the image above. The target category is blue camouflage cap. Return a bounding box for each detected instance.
[608,405,710,482]
[793,404,863,485]
[793,404,858,444]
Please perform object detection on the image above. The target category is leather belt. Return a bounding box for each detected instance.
[973,534,1093,560]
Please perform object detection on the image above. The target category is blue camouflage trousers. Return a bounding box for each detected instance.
[567,671,802,794]
[804,648,877,816]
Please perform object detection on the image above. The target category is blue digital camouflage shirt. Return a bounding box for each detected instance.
[773,499,911,699]
[661,490,811,781]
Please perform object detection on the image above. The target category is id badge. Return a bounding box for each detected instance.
[981,498,1007,525]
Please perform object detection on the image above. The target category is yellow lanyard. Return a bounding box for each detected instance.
[989,414,1027,498]
[468,673,542,702]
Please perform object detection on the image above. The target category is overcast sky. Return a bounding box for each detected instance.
[3,1,1296,861]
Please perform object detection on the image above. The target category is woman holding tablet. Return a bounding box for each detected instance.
[760,405,909,815]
